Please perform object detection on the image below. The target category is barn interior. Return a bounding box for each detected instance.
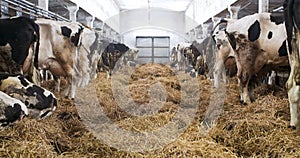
[1,0,300,158]
[1,0,283,63]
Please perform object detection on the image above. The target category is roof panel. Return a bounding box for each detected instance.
[115,0,192,11]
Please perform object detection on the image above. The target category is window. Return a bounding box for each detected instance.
[136,36,170,64]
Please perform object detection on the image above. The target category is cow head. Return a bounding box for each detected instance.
[183,47,193,65]
[108,50,123,69]
[170,47,177,62]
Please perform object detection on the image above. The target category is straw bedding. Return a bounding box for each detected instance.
[0,63,299,157]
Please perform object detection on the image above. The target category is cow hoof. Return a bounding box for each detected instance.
[288,125,297,130]
[240,100,248,106]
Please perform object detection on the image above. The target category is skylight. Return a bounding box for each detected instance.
[114,0,193,11]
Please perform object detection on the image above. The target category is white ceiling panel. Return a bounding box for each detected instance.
[114,0,193,11]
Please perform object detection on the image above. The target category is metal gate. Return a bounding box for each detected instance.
[136,36,170,64]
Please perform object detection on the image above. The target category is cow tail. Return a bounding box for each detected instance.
[31,21,41,85]
[33,22,40,69]
[283,0,294,54]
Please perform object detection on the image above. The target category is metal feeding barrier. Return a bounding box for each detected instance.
[1,0,69,21]
[0,0,120,43]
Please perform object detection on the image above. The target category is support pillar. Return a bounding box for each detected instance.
[67,5,79,22]
[211,16,221,31]
[258,0,269,13]
[38,0,49,10]
[228,5,240,19]
[85,16,95,28]
[190,29,196,41]
[201,23,209,39]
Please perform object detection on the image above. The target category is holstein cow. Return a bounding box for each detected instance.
[170,43,189,71]
[36,18,95,99]
[0,91,28,126]
[120,48,139,67]
[0,74,57,118]
[0,16,40,83]
[212,12,289,104]
[0,74,57,119]
[172,41,207,77]
[188,40,207,76]
[76,25,101,85]
[98,43,130,79]
[284,0,300,129]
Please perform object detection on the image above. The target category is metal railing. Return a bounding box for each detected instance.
[0,0,120,42]
[1,0,69,21]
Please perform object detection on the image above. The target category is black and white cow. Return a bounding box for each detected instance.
[211,12,289,104]
[189,41,208,76]
[0,74,57,119]
[98,43,130,79]
[170,43,190,71]
[0,16,40,83]
[119,48,139,67]
[171,41,207,77]
[284,0,300,129]
[0,91,28,126]
[36,18,96,99]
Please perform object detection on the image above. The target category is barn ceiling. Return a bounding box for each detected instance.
[214,0,284,21]
[113,0,193,11]
[24,0,285,23]
[4,0,285,35]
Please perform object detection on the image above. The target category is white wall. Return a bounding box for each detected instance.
[119,8,186,37]
[70,0,120,31]
[122,28,189,49]
[185,0,238,31]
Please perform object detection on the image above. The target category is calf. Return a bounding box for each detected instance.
[0,74,57,119]
[284,0,300,129]
[0,91,28,126]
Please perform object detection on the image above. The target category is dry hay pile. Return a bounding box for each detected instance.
[0,63,299,157]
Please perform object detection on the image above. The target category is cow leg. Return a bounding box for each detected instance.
[70,78,77,99]
[54,76,61,92]
[213,59,226,88]
[287,83,300,129]
[49,71,54,80]
[287,36,300,129]
[40,69,45,83]
[286,67,300,128]
[238,67,252,104]
[45,70,49,81]
[63,77,71,98]
[106,70,111,79]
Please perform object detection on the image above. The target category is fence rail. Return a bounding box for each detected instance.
[1,0,69,21]
[0,0,121,42]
